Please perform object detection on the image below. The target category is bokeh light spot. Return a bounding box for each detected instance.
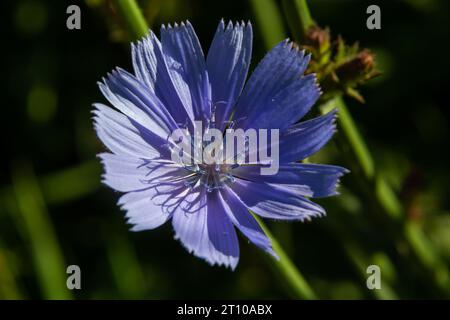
[15,1,48,35]
[27,85,58,123]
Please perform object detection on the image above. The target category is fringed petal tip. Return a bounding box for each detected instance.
[130,29,158,48]
[216,19,252,32]
[173,232,239,271]
[280,38,310,61]
[161,20,193,31]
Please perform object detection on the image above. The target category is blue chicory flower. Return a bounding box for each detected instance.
[93,20,348,269]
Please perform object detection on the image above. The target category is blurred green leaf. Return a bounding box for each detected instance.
[11,161,71,299]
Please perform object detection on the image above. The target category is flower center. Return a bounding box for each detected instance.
[169,110,242,192]
[183,163,236,192]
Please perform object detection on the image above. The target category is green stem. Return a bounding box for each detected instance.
[113,0,148,40]
[324,98,375,180]
[0,240,23,299]
[326,187,399,299]
[106,229,147,298]
[343,245,397,300]
[249,0,287,48]
[282,0,315,41]
[11,161,71,299]
[253,215,317,299]
[321,97,401,218]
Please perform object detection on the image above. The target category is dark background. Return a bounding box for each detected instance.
[1,0,449,299]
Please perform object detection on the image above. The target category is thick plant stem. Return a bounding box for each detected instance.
[253,215,317,299]
[320,98,400,217]
[249,0,287,48]
[111,0,318,300]
[282,0,315,41]
[113,0,148,40]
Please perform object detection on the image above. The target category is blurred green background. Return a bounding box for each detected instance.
[1,0,450,299]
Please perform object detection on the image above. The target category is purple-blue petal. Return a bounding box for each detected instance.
[99,153,151,192]
[244,74,320,131]
[232,162,348,198]
[99,153,190,192]
[279,109,337,163]
[172,189,240,269]
[99,68,179,139]
[230,178,325,221]
[220,188,277,258]
[207,20,252,130]
[233,39,313,129]
[161,21,211,122]
[131,31,195,128]
[118,187,173,231]
[93,103,162,159]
